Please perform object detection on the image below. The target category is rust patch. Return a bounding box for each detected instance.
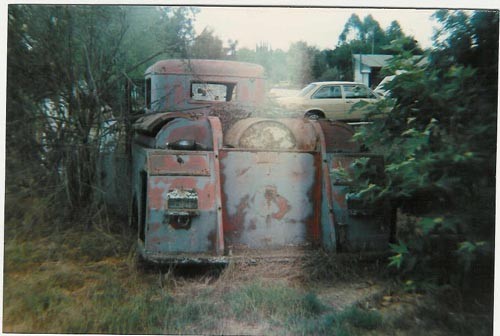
[264,186,291,220]
[168,178,197,189]
[149,154,210,176]
[148,186,164,210]
[225,194,250,237]
[200,182,215,209]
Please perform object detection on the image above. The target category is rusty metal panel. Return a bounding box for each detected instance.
[224,118,318,151]
[329,154,390,251]
[317,120,360,153]
[147,60,266,113]
[206,117,225,254]
[140,117,225,257]
[145,174,219,254]
[310,121,338,251]
[147,153,210,176]
[155,117,213,150]
[220,150,320,250]
[133,112,198,135]
[146,59,265,79]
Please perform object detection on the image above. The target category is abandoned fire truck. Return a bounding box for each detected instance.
[130,59,392,264]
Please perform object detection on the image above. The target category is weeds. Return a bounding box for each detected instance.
[340,306,382,330]
[302,249,389,283]
[3,197,492,335]
[290,305,382,335]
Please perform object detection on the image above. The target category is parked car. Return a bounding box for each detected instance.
[276,81,382,120]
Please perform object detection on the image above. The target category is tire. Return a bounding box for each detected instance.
[305,111,324,120]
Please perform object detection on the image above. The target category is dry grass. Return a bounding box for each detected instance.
[3,201,493,335]
[3,230,388,335]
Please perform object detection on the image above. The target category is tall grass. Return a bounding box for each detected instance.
[227,281,326,323]
[4,238,386,336]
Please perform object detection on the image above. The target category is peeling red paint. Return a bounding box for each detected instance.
[149,154,210,176]
[263,186,291,220]
[225,194,250,236]
[134,102,390,259]
[148,186,164,210]
[132,59,391,259]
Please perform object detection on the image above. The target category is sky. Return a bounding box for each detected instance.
[193,7,439,51]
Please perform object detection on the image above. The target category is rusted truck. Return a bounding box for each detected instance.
[130,59,392,264]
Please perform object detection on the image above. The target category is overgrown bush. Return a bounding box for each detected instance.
[351,10,497,288]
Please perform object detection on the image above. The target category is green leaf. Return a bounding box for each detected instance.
[458,241,487,254]
[418,217,443,234]
[458,241,476,253]
[389,241,408,254]
[388,253,403,269]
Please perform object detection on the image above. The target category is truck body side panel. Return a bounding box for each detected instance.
[143,149,220,254]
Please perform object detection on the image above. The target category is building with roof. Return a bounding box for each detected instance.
[353,54,427,88]
[353,54,392,88]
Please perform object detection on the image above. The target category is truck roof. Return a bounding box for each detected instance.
[145,59,266,79]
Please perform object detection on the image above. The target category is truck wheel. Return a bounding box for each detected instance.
[305,111,324,120]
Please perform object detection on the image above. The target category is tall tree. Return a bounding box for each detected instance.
[385,20,404,42]
[189,27,224,59]
[339,14,386,52]
[327,15,424,81]
[7,5,196,218]
[287,41,320,86]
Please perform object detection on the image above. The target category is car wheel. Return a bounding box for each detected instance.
[305,111,324,120]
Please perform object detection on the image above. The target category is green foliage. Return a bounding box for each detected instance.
[7,5,197,223]
[351,10,497,287]
[456,240,490,273]
[189,27,224,59]
[329,14,423,81]
[388,241,408,269]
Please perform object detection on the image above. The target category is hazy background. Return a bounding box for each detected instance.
[194,7,436,50]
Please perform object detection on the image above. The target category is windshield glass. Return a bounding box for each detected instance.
[191,82,236,101]
[298,84,317,97]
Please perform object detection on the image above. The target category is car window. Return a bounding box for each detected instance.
[343,85,377,99]
[312,85,342,99]
[299,83,317,97]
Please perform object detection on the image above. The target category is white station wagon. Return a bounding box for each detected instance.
[277,81,382,121]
